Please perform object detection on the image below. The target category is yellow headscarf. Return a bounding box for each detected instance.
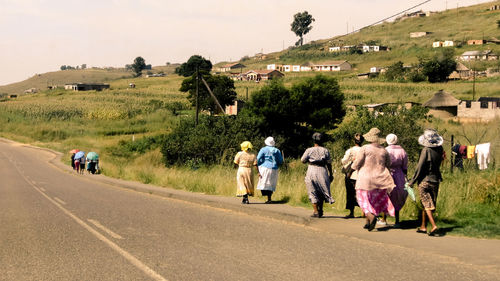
[240,141,253,152]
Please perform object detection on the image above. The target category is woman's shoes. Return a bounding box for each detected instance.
[318,210,323,218]
[428,229,440,237]
[416,228,427,234]
[311,213,319,218]
[368,216,377,231]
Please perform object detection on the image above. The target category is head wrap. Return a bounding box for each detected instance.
[240,141,253,152]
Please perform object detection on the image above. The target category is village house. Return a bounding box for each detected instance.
[300,62,313,72]
[432,41,443,48]
[64,83,110,91]
[467,39,486,45]
[244,70,284,81]
[329,46,341,52]
[443,40,454,47]
[283,65,292,72]
[218,63,245,73]
[447,62,471,80]
[460,50,499,61]
[489,4,500,11]
[312,61,352,72]
[23,88,38,94]
[410,32,431,38]
[362,45,388,52]
[458,97,500,122]
[423,90,460,118]
[225,100,246,115]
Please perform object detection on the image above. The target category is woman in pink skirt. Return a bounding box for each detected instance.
[352,128,395,231]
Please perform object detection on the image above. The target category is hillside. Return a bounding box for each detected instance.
[217,1,500,74]
[0,64,179,95]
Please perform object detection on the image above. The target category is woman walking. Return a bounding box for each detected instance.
[256,137,283,203]
[234,141,259,204]
[385,134,408,227]
[407,129,444,236]
[352,128,395,231]
[301,133,335,218]
[341,133,364,218]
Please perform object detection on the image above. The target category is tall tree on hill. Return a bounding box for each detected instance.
[291,11,315,46]
[131,56,146,77]
[420,48,456,83]
[175,55,212,77]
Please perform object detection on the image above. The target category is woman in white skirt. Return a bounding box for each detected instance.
[256,137,283,203]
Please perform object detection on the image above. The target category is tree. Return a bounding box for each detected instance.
[60,65,67,71]
[384,61,406,81]
[245,75,345,156]
[131,56,146,77]
[291,11,315,46]
[175,55,212,77]
[289,74,345,129]
[179,74,236,115]
[421,48,456,83]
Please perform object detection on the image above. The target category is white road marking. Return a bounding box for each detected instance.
[10,163,168,281]
[88,219,124,240]
[54,197,66,205]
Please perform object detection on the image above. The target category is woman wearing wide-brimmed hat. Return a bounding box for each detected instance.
[256,137,283,203]
[352,128,395,231]
[234,141,259,204]
[301,133,335,218]
[407,129,444,236]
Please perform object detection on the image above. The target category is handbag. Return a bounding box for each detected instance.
[342,162,354,178]
[404,182,416,202]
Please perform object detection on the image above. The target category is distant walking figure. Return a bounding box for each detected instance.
[301,133,335,218]
[385,133,408,227]
[234,141,259,204]
[407,129,444,237]
[352,128,395,231]
[256,137,283,203]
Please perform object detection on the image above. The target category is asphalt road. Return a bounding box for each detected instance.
[1,139,499,281]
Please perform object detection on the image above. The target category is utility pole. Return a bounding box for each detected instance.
[195,66,199,126]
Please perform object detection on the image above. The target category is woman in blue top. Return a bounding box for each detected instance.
[256,137,283,203]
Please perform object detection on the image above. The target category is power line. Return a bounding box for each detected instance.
[334,0,432,40]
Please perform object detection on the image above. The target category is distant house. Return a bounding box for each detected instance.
[423,90,460,118]
[410,32,431,38]
[489,4,500,11]
[244,70,284,81]
[255,53,267,60]
[283,65,291,72]
[467,39,486,45]
[370,67,385,73]
[23,88,38,94]
[64,83,110,91]
[300,62,313,72]
[292,65,301,72]
[443,40,454,47]
[329,46,341,52]
[357,72,379,79]
[225,100,246,115]
[312,61,352,71]
[458,97,500,122]
[219,63,246,73]
[460,50,498,61]
[432,41,443,48]
[362,45,388,52]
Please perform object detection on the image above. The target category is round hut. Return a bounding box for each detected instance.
[423,90,460,118]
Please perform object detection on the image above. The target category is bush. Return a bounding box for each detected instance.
[330,105,428,161]
[161,115,264,167]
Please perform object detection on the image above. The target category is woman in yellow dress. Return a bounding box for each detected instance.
[234,141,259,204]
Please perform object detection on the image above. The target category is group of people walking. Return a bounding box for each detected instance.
[234,127,444,237]
[70,150,100,175]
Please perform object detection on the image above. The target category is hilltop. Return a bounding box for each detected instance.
[0,65,179,95]
[217,1,500,74]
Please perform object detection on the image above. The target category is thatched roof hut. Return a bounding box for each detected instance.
[423,90,459,118]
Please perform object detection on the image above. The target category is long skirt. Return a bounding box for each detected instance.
[236,167,254,197]
[305,165,334,204]
[356,189,395,216]
[257,166,278,192]
[345,177,358,210]
[389,184,408,211]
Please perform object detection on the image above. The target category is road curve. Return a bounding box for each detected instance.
[0,139,499,281]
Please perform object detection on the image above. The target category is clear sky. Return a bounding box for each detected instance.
[0,0,493,85]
